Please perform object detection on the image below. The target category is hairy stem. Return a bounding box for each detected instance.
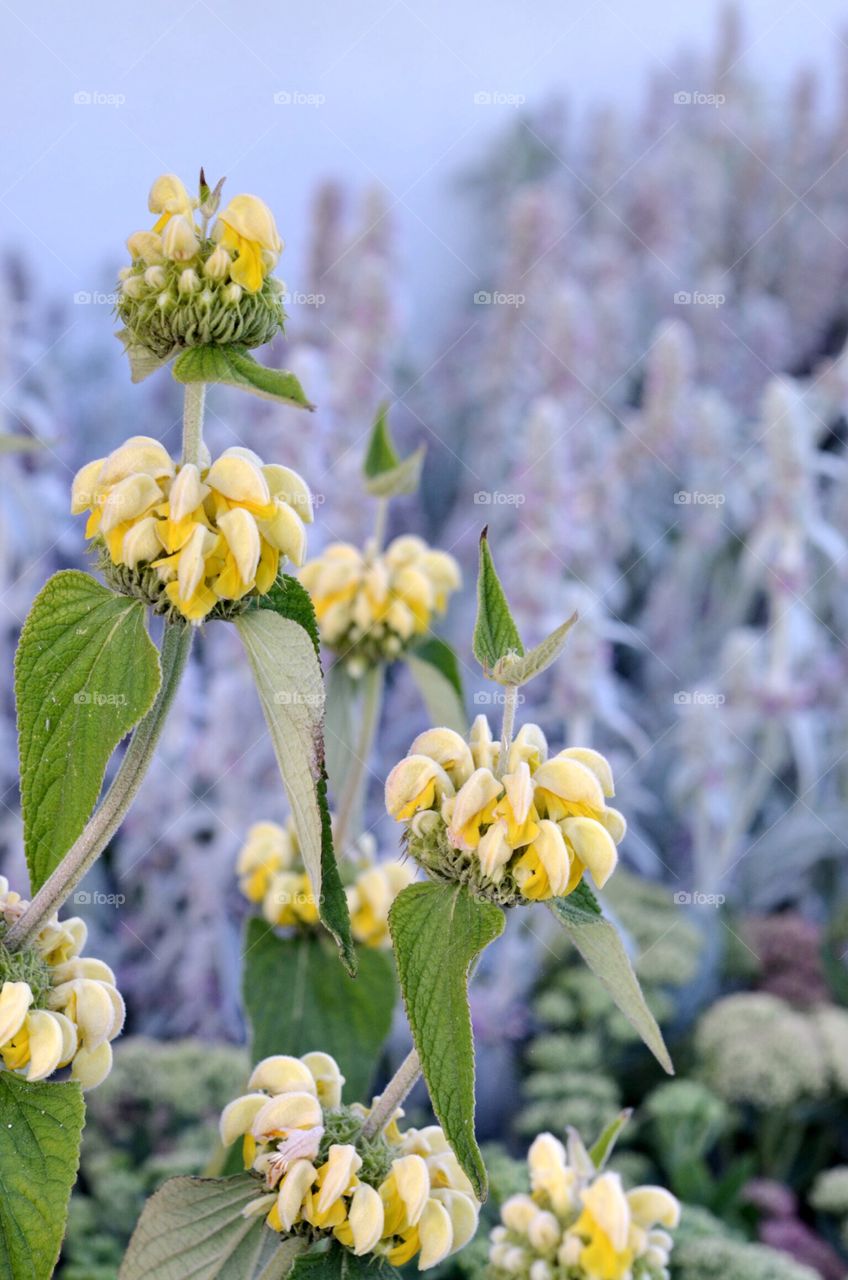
[5,621,193,950]
[333,664,385,855]
[372,497,389,553]
[181,381,207,466]
[498,683,518,776]
[361,1048,422,1139]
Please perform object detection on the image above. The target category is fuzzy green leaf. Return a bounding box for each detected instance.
[547,884,673,1073]
[405,638,466,733]
[172,345,315,410]
[15,570,162,891]
[119,1175,306,1279]
[589,1109,633,1170]
[472,531,523,673]
[492,613,578,687]
[0,1073,85,1280]
[289,1241,400,1280]
[363,404,400,478]
[242,921,396,1103]
[238,578,354,971]
[389,882,505,1199]
[363,448,426,499]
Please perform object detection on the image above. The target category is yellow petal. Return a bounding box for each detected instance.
[71,1040,113,1088]
[408,729,475,787]
[248,1055,317,1097]
[560,816,619,888]
[431,1189,478,1252]
[560,747,615,797]
[580,1173,630,1252]
[122,515,163,568]
[220,1093,268,1146]
[259,502,307,565]
[392,1154,430,1227]
[169,463,210,521]
[301,1051,345,1107]
[253,1091,323,1139]
[217,507,261,586]
[348,1182,385,1254]
[24,1010,64,1081]
[263,465,313,524]
[71,458,105,514]
[532,757,605,817]
[626,1186,680,1230]
[317,1144,362,1214]
[217,195,282,256]
[98,437,174,485]
[385,755,455,822]
[529,820,572,898]
[207,452,271,507]
[0,981,33,1045]
[100,473,163,533]
[417,1198,454,1270]
[277,1159,317,1231]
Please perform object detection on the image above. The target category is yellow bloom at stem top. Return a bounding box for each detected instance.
[236,819,415,947]
[71,437,312,623]
[300,536,461,675]
[385,720,625,905]
[214,194,284,293]
[219,1050,479,1270]
[489,1130,679,1280]
[0,878,124,1088]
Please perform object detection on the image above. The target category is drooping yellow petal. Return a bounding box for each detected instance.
[248,1055,317,1097]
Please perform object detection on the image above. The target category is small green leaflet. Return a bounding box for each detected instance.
[588,1109,633,1170]
[116,328,178,383]
[0,1073,85,1280]
[546,883,673,1074]
[242,921,396,1103]
[119,1175,306,1279]
[472,530,523,673]
[491,613,578,687]
[404,637,467,733]
[172,345,315,410]
[15,570,162,891]
[363,404,400,477]
[238,576,354,971]
[389,882,505,1199]
[362,403,425,497]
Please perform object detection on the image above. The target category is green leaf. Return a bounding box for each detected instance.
[237,577,354,972]
[116,328,178,383]
[472,530,523,674]
[15,569,162,891]
[324,662,358,804]
[405,638,466,734]
[172,345,315,410]
[363,404,400,478]
[491,613,578,687]
[289,1241,400,1280]
[0,1073,85,1280]
[546,884,673,1074]
[589,1109,633,1170]
[242,921,396,1103]
[389,882,505,1199]
[119,1175,306,1279]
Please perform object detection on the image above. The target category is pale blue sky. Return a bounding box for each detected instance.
[2,0,846,338]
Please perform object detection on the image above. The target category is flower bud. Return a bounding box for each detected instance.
[204,244,231,280]
[161,214,199,262]
[178,268,200,294]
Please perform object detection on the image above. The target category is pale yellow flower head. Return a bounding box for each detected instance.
[490,1129,679,1280]
[386,720,625,906]
[300,535,461,674]
[0,877,123,1088]
[220,1050,479,1269]
[214,194,284,293]
[72,439,311,624]
[235,817,414,948]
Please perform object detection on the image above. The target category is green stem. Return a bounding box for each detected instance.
[361,1048,422,1139]
[333,664,385,855]
[182,381,206,466]
[372,497,389,553]
[4,622,193,950]
[498,684,518,777]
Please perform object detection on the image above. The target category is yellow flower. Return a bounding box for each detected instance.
[236,821,299,903]
[148,173,196,233]
[300,536,461,671]
[220,1050,479,1269]
[387,719,625,903]
[72,440,311,623]
[346,862,416,948]
[0,883,123,1088]
[214,195,283,293]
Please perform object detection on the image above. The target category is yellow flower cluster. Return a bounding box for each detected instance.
[220,1051,479,1270]
[0,878,123,1088]
[236,820,415,947]
[489,1132,679,1280]
[300,536,461,673]
[385,718,624,904]
[118,174,287,358]
[127,173,282,294]
[72,436,311,622]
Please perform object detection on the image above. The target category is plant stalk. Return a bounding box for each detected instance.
[181,381,207,466]
[498,683,519,776]
[5,621,193,950]
[361,1048,422,1139]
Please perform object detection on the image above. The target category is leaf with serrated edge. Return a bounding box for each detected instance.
[119,1175,306,1279]
[0,1073,84,1280]
[172,345,315,410]
[243,921,396,1102]
[389,882,505,1199]
[546,884,673,1073]
[289,1239,401,1280]
[492,613,578,687]
[405,642,467,734]
[364,446,425,498]
[15,570,162,890]
[363,403,400,478]
[236,600,354,972]
[472,530,523,672]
